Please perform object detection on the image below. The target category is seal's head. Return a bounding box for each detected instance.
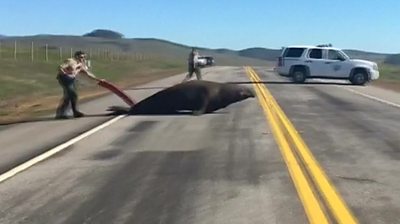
[219,84,255,107]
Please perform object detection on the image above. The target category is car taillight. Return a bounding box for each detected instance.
[278,57,284,66]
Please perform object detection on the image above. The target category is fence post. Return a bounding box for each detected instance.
[0,41,2,59]
[14,40,17,60]
[31,42,34,62]
[59,47,62,60]
[70,48,73,58]
[45,44,48,61]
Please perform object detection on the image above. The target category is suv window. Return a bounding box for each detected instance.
[284,48,305,58]
[328,50,345,61]
[309,49,323,59]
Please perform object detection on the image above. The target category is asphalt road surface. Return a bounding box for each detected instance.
[0,66,399,224]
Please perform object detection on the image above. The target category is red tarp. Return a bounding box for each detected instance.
[98,80,136,106]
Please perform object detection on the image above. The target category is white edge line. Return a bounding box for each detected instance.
[311,78,400,109]
[0,115,125,183]
[340,86,400,109]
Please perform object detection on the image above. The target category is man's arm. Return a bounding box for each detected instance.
[79,68,100,81]
[58,59,72,74]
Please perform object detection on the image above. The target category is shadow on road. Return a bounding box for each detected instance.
[227,81,353,86]
[0,113,111,126]
[0,111,230,126]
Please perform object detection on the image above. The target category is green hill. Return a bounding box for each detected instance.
[238,47,281,61]
[83,29,124,39]
[1,29,393,64]
[343,50,389,62]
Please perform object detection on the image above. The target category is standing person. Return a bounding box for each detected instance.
[55,51,101,119]
[182,48,202,82]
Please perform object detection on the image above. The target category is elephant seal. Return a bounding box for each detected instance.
[107,80,255,115]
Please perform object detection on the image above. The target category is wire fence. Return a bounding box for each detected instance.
[0,40,151,62]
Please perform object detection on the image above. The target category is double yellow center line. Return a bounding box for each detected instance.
[245,67,358,224]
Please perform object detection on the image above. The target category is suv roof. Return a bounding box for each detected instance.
[285,45,341,51]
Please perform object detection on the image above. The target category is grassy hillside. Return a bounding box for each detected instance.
[238,48,281,61]
[378,63,400,80]
[1,34,393,64]
[372,63,400,92]
[343,50,389,62]
[0,35,269,65]
[384,54,400,65]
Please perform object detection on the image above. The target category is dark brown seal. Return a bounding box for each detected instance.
[108,80,255,115]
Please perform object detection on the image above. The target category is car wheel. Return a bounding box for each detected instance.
[292,69,306,83]
[350,72,367,85]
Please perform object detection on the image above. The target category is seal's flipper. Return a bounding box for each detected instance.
[107,106,130,115]
[192,94,209,115]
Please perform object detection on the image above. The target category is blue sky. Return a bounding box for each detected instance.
[1,0,399,53]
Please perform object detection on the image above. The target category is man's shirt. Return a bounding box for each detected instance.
[59,58,87,77]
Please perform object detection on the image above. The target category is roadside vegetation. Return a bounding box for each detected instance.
[378,63,400,81]
[0,49,186,122]
[373,63,400,91]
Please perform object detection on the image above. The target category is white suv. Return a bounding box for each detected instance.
[275,45,380,85]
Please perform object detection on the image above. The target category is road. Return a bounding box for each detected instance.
[0,66,399,224]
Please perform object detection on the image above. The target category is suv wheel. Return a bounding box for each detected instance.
[350,72,367,85]
[292,69,307,83]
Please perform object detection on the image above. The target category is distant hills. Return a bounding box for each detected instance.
[384,54,400,65]
[238,47,281,61]
[83,29,124,39]
[342,50,389,63]
[0,29,398,65]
